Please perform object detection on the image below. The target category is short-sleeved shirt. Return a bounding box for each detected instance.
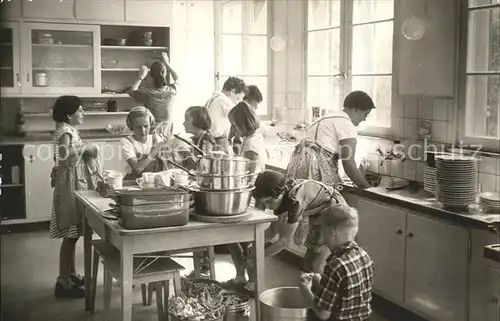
[205,92,235,137]
[313,241,374,321]
[274,180,336,224]
[120,135,153,174]
[129,85,177,123]
[240,132,267,173]
[305,111,357,154]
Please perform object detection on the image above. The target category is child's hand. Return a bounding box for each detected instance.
[300,273,313,289]
[138,65,149,79]
[160,52,170,64]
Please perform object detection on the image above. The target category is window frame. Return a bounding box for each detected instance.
[303,0,395,137]
[457,0,500,151]
[213,0,272,120]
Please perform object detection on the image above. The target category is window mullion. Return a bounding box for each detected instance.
[341,0,353,101]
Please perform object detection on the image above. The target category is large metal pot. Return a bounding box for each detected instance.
[190,187,254,216]
[197,173,254,190]
[197,156,252,176]
[259,287,308,321]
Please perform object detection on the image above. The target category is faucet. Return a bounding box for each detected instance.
[376,146,406,166]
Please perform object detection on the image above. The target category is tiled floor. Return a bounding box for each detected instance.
[1,230,392,321]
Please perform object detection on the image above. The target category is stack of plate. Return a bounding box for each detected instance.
[479,192,500,212]
[423,165,437,195]
[436,155,478,210]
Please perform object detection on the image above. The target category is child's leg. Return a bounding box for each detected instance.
[227,243,246,282]
[59,238,78,280]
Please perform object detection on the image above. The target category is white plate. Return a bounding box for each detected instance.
[480,192,500,202]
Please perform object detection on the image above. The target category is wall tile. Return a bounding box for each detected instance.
[392,95,405,117]
[404,118,418,139]
[405,96,418,118]
[446,121,456,145]
[366,153,380,174]
[393,117,405,138]
[390,160,403,178]
[432,98,449,121]
[403,160,417,180]
[447,99,456,122]
[479,156,500,175]
[417,97,433,119]
[478,172,500,192]
[405,140,424,161]
[415,161,425,182]
[431,121,448,143]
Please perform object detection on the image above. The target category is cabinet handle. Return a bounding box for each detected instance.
[29,155,34,163]
[26,73,30,82]
[16,73,20,84]
[407,232,414,238]
[492,296,499,304]
[396,229,403,235]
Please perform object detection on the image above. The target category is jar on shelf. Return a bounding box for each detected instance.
[38,33,54,45]
[35,72,48,86]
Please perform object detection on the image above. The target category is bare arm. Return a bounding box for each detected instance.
[58,133,95,160]
[265,222,299,258]
[126,143,163,176]
[339,138,371,188]
[161,52,179,84]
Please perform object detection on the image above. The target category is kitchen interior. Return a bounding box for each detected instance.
[0,0,499,321]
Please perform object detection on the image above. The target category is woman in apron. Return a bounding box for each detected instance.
[120,107,164,180]
[284,91,375,270]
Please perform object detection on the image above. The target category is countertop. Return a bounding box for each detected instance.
[266,164,500,230]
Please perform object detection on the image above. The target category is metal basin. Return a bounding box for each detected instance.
[259,287,308,321]
[190,187,254,216]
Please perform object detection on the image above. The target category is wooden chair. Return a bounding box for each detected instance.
[89,240,185,321]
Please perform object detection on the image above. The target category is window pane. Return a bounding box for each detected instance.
[307,76,342,112]
[467,8,500,73]
[242,76,268,115]
[222,1,243,33]
[352,21,394,74]
[246,0,267,35]
[353,0,394,24]
[308,0,341,30]
[243,36,267,75]
[352,76,392,128]
[469,0,500,8]
[308,29,340,76]
[219,35,242,75]
[466,75,500,139]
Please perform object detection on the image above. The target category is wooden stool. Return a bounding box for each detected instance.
[89,240,184,321]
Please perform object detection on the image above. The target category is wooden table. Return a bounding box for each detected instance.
[75,190,276,321]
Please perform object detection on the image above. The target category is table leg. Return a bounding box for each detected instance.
[83,208,92,311]
[253,224,266,321]
[121,245,134,321]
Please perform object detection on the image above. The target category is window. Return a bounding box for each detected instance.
[215,0,270,117]
[461,0,500,149]
[306,0,394,133]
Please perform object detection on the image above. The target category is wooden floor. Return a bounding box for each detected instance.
[0,230,397,321]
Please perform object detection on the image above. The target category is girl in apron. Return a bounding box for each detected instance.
[121,107,164,180]
[49,96,100,298]
[252,170,346,273]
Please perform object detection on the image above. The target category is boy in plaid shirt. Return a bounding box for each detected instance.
[300,204,374,321]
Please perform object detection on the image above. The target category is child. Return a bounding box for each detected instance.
[121,106,164,180]
[50,95,99,298]
[183,106,232,161]
[229,85,263,154]
[299,204,374,321]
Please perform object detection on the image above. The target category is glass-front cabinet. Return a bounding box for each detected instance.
[21,23,101,94]
[0,22,22,95]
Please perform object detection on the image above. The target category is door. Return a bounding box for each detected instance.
[469,229,500,321]
[356,198,406,303]
[75,0,124,22]
[404,213,468,321]
[24,143,54,222]
[1,22,22,95]
[22,0,75,20]
[21,22,101,94]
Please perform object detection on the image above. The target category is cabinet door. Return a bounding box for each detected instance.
[125,0,172,26]
[405,213,468,321]
[75,0,124,22]
[396,0,457,97]
[24,143,54,221]
[357,198,406,303]
[469,229,500,321]
[22,0,75,20]
[21,23,101,94]
[0,22,22,95]
[1,0,22,19]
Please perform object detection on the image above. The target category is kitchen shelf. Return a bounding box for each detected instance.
[1,93,131,98]
[101,45,168,51]
[0,67,13,70]
[32,67,92,71]
[0,43,12,46]
[0,184,24,188]
[32,43,92,48]
[101,68,140,72]
[24,111,129,117]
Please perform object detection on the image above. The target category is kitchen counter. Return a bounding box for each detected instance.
[266,164,500,230]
